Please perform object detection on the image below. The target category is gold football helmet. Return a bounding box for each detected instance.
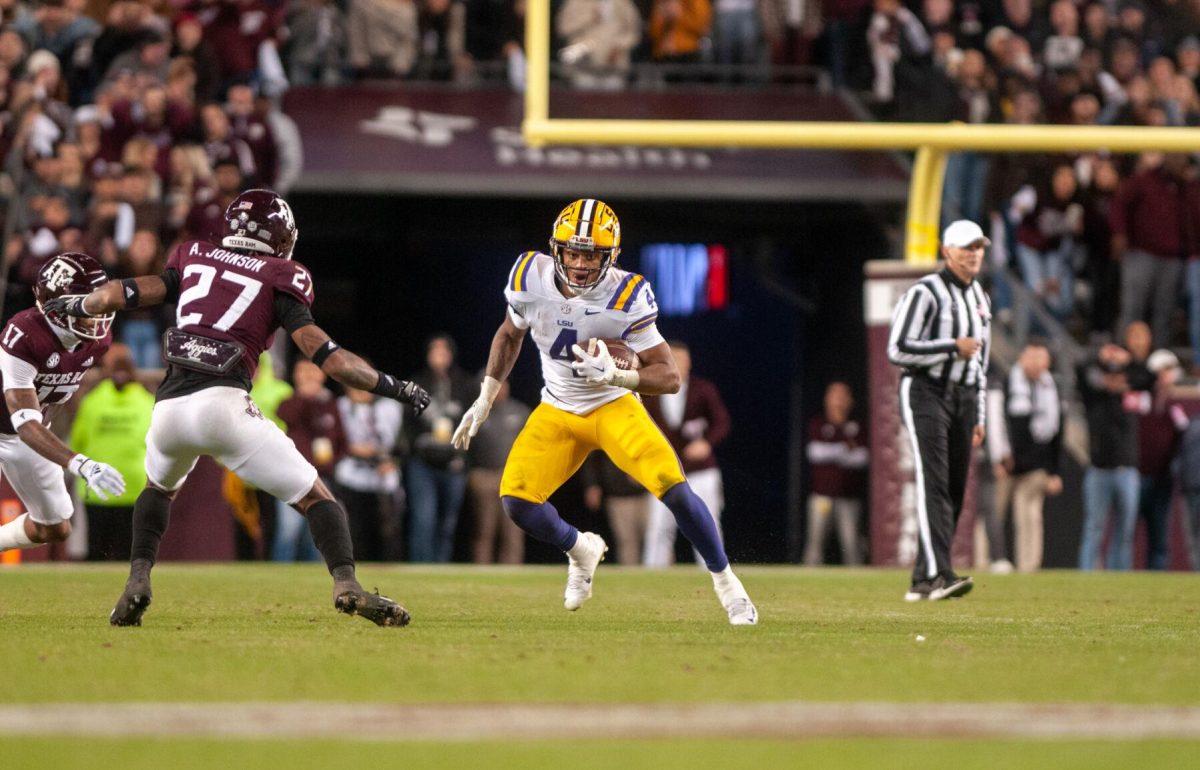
[549,198,621,290]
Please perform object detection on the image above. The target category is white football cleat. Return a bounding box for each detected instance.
[564,532,607,611]
[722,595,758,626]
[713,567,758,626]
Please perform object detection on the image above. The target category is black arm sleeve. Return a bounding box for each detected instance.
[161,268,182,304]
[273,292,316,334]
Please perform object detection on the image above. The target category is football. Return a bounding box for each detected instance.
[587,338,641,370]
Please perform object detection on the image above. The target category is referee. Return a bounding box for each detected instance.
[887,220,992,602]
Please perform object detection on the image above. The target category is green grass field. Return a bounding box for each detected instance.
[3,564,1200,768]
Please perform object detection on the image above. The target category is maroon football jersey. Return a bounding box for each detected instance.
[166,239,314,378]
[0,309,110,434]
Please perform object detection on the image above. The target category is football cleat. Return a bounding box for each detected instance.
[109,573,153,626]
[549,199,621,290]
[334,584,411,627]
[929,574,974,601]
[904,580,932,602]
[723,596,758,626]
[564,532,607,611]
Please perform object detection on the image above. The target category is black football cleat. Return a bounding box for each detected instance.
[334,586,411,627]
[929,574,974,601]
[904,580,932,602]
[110,583,152,626]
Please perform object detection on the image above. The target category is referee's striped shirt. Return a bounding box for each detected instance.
[887,268,991,426]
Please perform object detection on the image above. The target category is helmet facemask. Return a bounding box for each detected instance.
[549,199,621,292]
[39,295,114,340]
[550,239,618,292]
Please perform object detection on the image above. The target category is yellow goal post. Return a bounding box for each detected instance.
[522,0,1200,264]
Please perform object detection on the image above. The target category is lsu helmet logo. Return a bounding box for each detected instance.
[43,259,78,292]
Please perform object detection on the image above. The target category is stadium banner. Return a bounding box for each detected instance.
[285,86,907,202]
[864,261,976,568]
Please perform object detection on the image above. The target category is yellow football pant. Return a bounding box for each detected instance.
[499,394,686,504]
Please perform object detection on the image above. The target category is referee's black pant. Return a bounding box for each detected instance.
[899,374,977,584]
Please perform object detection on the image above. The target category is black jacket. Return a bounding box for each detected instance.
[1077,357,1153,469]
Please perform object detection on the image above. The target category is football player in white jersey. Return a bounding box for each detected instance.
[454,199,757,625]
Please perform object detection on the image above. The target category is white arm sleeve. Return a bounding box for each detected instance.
[0,348,37,391]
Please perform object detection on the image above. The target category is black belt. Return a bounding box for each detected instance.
[905,370,975,393]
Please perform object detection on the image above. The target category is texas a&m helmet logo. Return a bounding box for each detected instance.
[42,259,79,292]
[223,190,298,260]
[268,197,295,231]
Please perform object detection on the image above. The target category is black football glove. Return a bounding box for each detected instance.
[371,372,431,415]
[400,380,432,415]
[42,295,93,318]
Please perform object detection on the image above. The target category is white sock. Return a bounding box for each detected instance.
[0,513,36,552]
[567,532,591,560]
[711,566,745,596]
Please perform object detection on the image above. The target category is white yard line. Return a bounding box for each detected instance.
[4,702,1200,741]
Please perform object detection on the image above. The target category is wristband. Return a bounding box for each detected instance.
[67,453,90,475]
[312,339,340,367]
[120,278,141,309]
[611,368,640,390]
[479,376,502,405]
[370,371,403,399]
[9,408,42,430]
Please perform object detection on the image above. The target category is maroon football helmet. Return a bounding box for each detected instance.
[222,189,298,260]
[35,252,113,340]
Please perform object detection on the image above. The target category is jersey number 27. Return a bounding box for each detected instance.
[176,264,262,331]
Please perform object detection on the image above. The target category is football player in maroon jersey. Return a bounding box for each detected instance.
[0,253,126,556]
[48,189,431,628]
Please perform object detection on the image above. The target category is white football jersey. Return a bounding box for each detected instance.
[504,252,664,415]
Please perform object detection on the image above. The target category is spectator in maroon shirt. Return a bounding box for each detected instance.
[225,84,277,188]
[1112,153,1200,347]
[1134,349,1188,570]
[275,360,347,562]
[1013,163,1084,321]
[172,12,222,104]
[200,102,257,184]
[279,360,348,481]
[106,86,194,181]
[191,0,284,93]
[182,156,242,241]
[803,381,868,565]
[643,340,731,567]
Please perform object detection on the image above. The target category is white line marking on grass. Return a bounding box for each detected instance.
[4,702,1200,741]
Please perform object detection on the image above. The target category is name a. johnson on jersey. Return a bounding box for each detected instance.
[189,242,268,273]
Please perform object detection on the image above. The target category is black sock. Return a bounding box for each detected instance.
[304,499,356,579]
[129,487,172,568]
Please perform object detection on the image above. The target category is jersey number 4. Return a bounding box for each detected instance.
[177,264,262,331]
[549,328,584,377]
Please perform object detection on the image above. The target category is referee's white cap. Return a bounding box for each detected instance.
[942,220,991,248]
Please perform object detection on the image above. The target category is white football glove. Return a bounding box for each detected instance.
[571,341,617,384]
[68,454,126,501]
[453,376,502,450]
